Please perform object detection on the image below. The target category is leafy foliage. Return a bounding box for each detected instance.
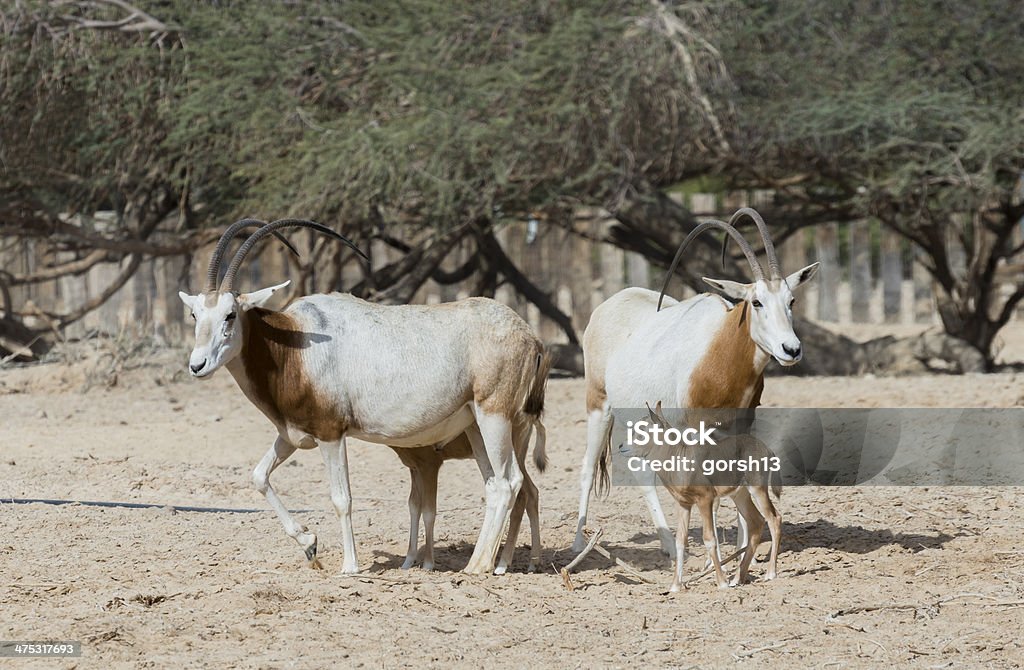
[3,0,1024,364]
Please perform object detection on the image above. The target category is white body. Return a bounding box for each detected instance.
[576,289,745,556]
[181,287,548,576]
[574,264,816,567]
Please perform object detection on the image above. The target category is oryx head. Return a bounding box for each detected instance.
[178,218,365,378]
[658,208,818,367]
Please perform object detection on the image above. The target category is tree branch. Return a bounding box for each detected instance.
[5,249,114,286]
[478,229,580,346]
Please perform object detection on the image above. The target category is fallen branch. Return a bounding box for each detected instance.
[560,528,604,590]
[828,592,1008,620]
[559,527,656,590]
[732,640,787,659]
[682,545,746,587]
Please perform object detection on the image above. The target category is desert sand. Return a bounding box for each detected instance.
[2,342,1023,668]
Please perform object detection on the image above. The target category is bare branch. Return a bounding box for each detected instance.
[57,0,175,35]
[641,0,732,154]
[37,253,143,328]
[5,249,112,286]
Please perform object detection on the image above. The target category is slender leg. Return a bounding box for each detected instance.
[497,489,526,574]
[497,424,533,574]
[731,489,763,586]
[401,468,422,570]
[465,408,521,575]
[749,487,782,580]
[638,469,676,558]
[573,406,613,552]
[421,460,439,571]
[669,504,691,592]
[732,487,758,564]
[699,497,729,588]
[466,422,494,481]
[320,437,359,574]
[704,497,724,570]
[252,437,319,566]
[525,470,541,573]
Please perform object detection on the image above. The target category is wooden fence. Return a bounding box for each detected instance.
[3,195,1021,349]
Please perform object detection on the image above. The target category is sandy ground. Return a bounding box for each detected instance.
[2,349,1024,668]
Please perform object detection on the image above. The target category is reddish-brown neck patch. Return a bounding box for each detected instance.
[240,308,344,442]
[685,302,764,409]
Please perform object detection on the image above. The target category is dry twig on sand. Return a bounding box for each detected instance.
[560,528,656,590]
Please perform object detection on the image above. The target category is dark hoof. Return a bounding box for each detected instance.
[304,540,318,562]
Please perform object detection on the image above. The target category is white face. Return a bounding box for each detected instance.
[177,281,290,379]
[703,263,819,367]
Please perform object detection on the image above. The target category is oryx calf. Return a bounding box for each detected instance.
[391,402,548,572]
[638,402,782,590]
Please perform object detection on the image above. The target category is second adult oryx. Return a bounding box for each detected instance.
[573,208,818,571]
[178,218,548,575]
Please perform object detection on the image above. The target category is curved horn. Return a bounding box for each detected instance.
[657,219,764,311]
[220,219,368,293]
[204,218,301,293]
[729,207,781,279]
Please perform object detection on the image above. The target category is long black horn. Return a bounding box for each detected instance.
[220,219,367,293]
[657,220,764,311]
[729,208,781,279]
[204,218,301,293]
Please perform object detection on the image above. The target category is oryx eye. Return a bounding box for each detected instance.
[789,298,796,308]
[751,300,762,308]
[190,312,196,321]
[225,312,237,322]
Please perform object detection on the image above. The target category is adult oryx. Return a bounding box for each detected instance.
[572,208,817,560]
[179,218,548,575]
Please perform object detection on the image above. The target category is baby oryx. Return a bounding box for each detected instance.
[573,208,817,559]
[636,402,781,589]
[179,218,548,575]
[391,392,548,572]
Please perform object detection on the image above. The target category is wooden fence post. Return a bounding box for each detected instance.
[814,223,840,322]
[60,251,90,339]
[494,224,516,311]
[913,246,934,323]
[569,218,593,334]
[778,230,807,319]
[849,220,872,323]
[947,219,967,282]
[881,228,903,324]
[598,220,625,301]
[626,252,650,290]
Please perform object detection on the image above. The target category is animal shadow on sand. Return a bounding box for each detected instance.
[589,518,961,573]
[367,541,552,574]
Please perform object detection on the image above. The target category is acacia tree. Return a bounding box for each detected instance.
[5,0,1020,371]
[710,0,1024,367]
[2,0,735,357]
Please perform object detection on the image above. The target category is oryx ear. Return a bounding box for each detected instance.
[702,277,750,301]
[646,401,669,427]
[785,262,819,291]
[178,292,197,309]
[238,280,291,310]
[645,402,660,425]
